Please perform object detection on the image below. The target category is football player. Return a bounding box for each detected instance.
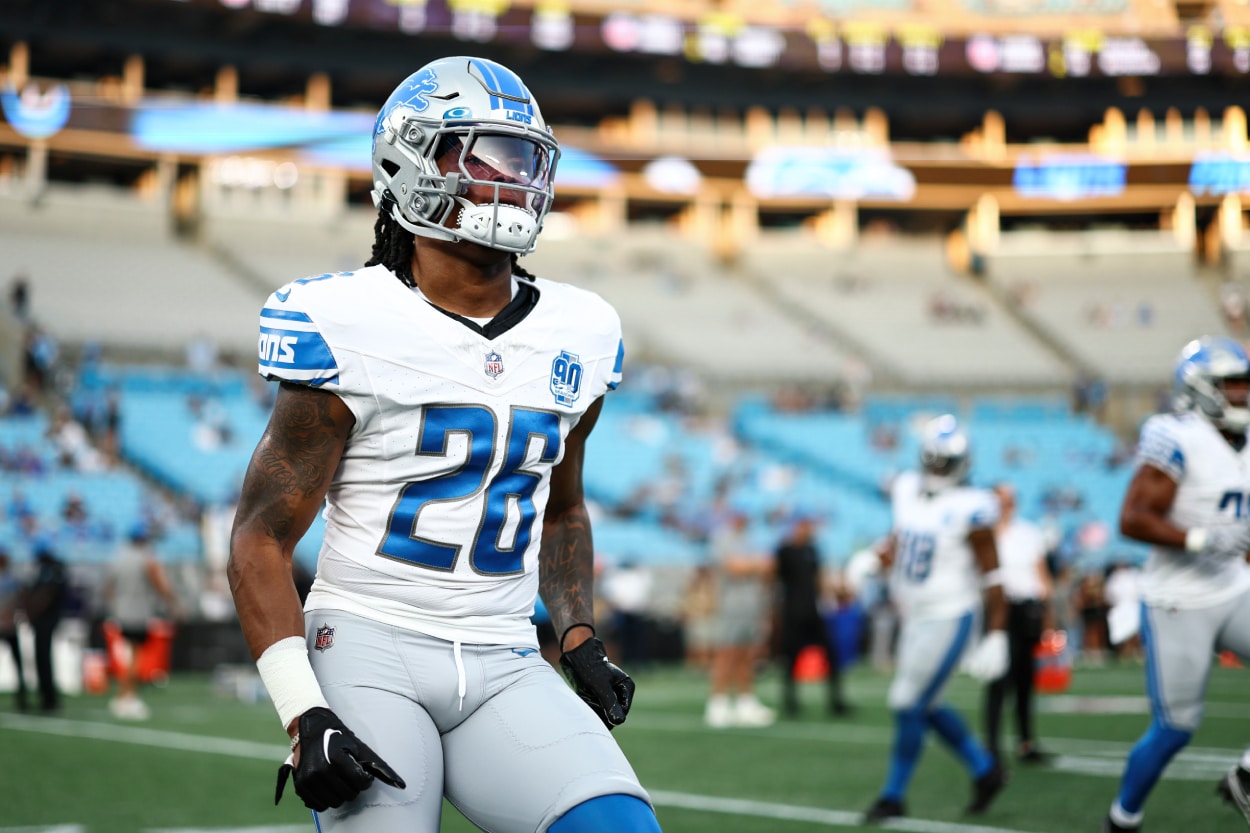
[1104,336,1250,833]
[863,415,1008,824]
[228,57,661,833]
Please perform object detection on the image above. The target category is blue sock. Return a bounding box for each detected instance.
[881,710,928,802]
[929,705,994,779]
[1116,720,1192,815]
[549,794,662,833]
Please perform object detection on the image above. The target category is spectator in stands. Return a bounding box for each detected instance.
[101,386,121,463]
[0,548,27,711]
[1073,371,1108,420]
[22,325,57,395]
[773,515,851,718]
[704,511,776,728]
[185,332,218,375]
[102,523,182,720]
[48,407,105,472]
[8,384,37,417]
[7,489,34,522]
[187,394,232,452]
[9,271,29,322]
[1221,282,1247,333]
[983,483,1052,767]
[23,540,67,712]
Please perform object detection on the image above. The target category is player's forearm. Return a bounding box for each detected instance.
[539,502,596,651]
[227,529,307,660]
[1120,507,1186,549]
[983,584,1008,632]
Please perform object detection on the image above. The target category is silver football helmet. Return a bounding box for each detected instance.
[371,57,560,254]
[1174,335,1250,433]
[919,414,971,492]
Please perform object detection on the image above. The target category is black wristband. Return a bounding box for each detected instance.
[559,622,595,653]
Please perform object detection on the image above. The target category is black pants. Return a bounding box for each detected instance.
[780,613,845,712]
[32,617,59,711]
[984,599,1045,760]
[1,629,26,709]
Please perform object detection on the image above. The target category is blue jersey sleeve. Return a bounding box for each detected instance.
[607,337,624,391]
[257,286,341,388]
[1136,416,1185,482]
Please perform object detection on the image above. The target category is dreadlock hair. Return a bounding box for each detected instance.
[364,203,416,287]
[364,202,541,286]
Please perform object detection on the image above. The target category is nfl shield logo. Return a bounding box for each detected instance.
[484,350,504,379]
[314,624,335,652]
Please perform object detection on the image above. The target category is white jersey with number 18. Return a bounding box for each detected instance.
[889,470,999,621]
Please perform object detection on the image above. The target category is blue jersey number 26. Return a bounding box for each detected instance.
[379,405,561,574]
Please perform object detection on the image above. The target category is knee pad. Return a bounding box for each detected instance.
[549,794,661,833]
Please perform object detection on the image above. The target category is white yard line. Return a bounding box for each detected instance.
[649,790,1041,833]
[0,711,1236,831]
[1,714,1044,832]
[0,713,283,761]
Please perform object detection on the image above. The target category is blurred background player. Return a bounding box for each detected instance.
[102,522,183,720]
[227,57,661,832]
[773,514,851,718]
[704,511,776,728]
[983,481,1052,767]
[1104,336,1250,833]
[863,415,1008,824]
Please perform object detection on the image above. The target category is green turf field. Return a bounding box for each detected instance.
[1,660,1247,832]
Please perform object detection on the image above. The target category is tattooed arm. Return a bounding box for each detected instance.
[227,382,355,663]
[539,395,604,654]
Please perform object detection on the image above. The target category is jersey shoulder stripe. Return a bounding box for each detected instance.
[255,271,372,387]
[1137,413,1188,481]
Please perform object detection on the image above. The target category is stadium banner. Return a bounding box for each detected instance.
[170,0,1250,77]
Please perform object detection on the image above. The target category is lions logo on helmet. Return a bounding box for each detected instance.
[1174,335,1250,433]
[919,414,971,493]
[370,57,560,255]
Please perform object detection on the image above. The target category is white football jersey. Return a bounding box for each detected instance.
[889,470,999,620]
[1134,412,1250,609]
[257,265,623,645]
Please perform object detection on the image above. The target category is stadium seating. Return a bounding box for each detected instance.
[984,229,1226,383]
[524,229,853,382]
[199,209,378,291]
[734,392,1147,566]
[0,411,201,564]
[78,364,325,567]
[0,188,266,359]
[740,234,1070,387]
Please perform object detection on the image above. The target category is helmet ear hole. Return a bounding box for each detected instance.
[380,159,401,177]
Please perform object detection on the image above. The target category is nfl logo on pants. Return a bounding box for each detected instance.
[315,624,335,652]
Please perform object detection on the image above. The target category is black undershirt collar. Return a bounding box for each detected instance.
[420,277,540,340]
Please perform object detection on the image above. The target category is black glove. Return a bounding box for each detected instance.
[559,636,635,730]
[274,707,405,812]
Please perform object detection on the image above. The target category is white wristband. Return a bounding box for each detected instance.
[255,636,330,731]
[981,568,1004,588]
[1185,528,1208,554]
